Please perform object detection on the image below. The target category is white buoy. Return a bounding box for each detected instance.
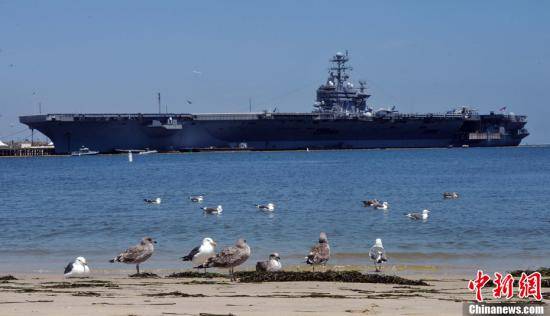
[128,151,133,162]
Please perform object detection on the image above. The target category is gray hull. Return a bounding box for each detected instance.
[19,112,527,154]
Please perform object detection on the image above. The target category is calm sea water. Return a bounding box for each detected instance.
[0,147,549,273]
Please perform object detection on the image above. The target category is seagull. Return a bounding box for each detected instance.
[255,203,275,211]
[443,192,459,199]
[362,199,379,207]
[374,201,389,210]
[109,237,156,274]
[181,237,217,273]
[406,209,430,220]
[64,256,90,278]
[186,99,193,104]
[197,238,251,281]
[189,195,204,202]
[369,238,388,272]
[256,253,282,272]
[144,197,161,204]
[202,205,223,214]
[305,232,330,272]
[192,70,202,75]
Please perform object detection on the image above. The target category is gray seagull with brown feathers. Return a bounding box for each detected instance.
[109,237,156,274]
[305,232,330,271]
[197,238,250,281]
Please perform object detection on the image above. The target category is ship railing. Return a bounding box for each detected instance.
[193,113,264,120]
[394,113,467,119]
[43,113,194,121]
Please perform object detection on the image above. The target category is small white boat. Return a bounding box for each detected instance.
[71,146,99,156]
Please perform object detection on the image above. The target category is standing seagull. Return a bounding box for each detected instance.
[406,209,430,220]
[64,256,90,278]
[181,237,217,273]
[197,238,251,281]
[202,205,223,214]
[256,253,282,272]
[189,195,204,203]
[369,238,388,272]
[109,237,156,274]
[255,203,275,211]
[305,232,330,272]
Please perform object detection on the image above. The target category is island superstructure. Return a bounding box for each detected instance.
[20,52,528,154]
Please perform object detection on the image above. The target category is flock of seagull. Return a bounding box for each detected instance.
[362,191,459,221]
[63,191,460,279]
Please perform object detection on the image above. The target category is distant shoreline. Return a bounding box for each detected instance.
[1,143,549,158]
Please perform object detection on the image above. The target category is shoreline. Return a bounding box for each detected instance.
[1,143,548,158]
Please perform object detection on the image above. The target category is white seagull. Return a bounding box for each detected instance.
[189,195,204,203]
[374,201,389,210]
[202,205,223,214]
[256,203,275,211]
[369,239,388,272]
[406,209,430,220]
[144,197,161,204]
[182,237,217,273]
[64,256,90,278]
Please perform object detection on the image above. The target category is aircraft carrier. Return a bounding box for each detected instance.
[19,52,529,154]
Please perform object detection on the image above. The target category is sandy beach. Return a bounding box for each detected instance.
[2,265,545,316]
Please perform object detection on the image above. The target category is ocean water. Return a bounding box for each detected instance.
[0,147,549,273]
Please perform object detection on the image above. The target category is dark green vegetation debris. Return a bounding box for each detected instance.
[509,267,550,277]
[0,275,17,281]
[41,280,118,288]
[129,272,160,278]
[72,291,101,296]
[166,271,227,279]
[232,270,429,286]
[145,291,206,297]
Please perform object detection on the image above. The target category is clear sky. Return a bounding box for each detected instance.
[1,0,549,143]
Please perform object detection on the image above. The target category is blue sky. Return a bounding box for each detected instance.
[1,0,549,143]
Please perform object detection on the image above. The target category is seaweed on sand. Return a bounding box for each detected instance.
[232,270,429,286]
[145,291,206,297]
[165,271,227,279]
[41,280,118,288]
[72,291,102,297]
[0,275,18,281]
[129,272,160,278]
[509,267,550,278]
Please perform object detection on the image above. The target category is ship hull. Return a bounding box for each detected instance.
[19,112,527,154]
